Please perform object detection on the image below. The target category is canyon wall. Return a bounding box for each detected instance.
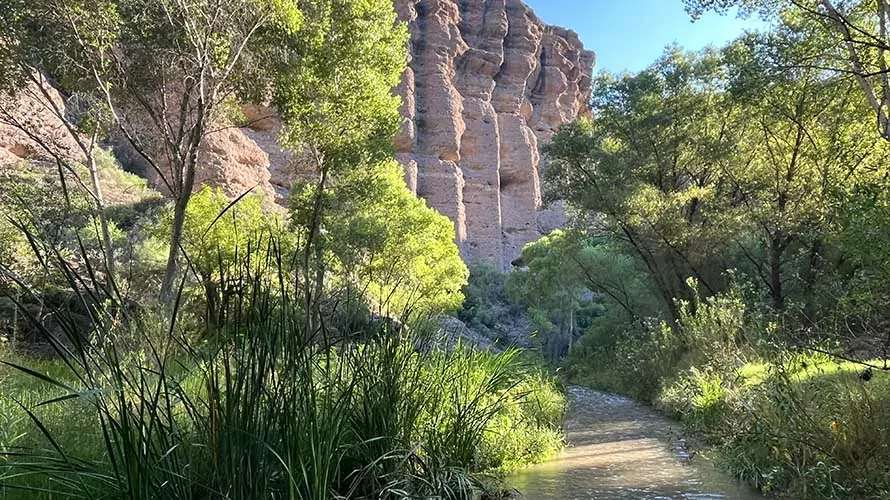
[0,1,594,270]
[394,0,594,269]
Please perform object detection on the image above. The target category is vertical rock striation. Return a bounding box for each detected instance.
[394,0,594,269]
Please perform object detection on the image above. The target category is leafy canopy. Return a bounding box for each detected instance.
[293,161,468,316]
[274,0,408,168]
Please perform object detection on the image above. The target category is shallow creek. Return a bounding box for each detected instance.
[508,386,762,500]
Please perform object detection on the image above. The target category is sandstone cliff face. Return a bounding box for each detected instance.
[113,102,282,202]
[0,1,593,270]
[0,76,82,168]
[0,76,162,207]
[394,0,594,269]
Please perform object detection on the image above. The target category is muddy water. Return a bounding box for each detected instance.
[509,387,762,500]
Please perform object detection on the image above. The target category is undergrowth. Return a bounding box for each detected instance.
[0,240,564,500]
[568,286,890,499]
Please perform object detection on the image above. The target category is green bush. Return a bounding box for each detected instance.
[716,357,890,498]
[658,367,735,439]
[458,262,514,334]
[568,316,682,400]
[570,280,890,498]
[419,348,565,472]
[478,372,565,471]
[292,160,468,316]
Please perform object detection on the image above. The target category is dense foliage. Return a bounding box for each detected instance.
[293,161,467,317]
[0,0,408,302]
[505,231,606,360]
[0,264,564,500]
[517,13,890,499]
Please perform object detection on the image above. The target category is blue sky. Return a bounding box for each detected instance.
[523,0,766,74]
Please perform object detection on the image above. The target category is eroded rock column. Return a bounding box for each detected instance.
[395,0,594,269]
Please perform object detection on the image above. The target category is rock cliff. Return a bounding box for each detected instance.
[0,75,81,168]
[0,0,594,270]
[394,0,594,269]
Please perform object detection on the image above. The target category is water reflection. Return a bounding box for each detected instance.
[509,387,761,500]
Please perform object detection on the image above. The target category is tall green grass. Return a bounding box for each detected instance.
[663,355,890,499]
[0,234,564,499]
[569,284,890,499]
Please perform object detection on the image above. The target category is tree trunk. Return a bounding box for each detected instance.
[769,234,785,312]
[160,195,188,303]
[801,239,822,325]
[314,240,324,316]
[568,306,574,354]
[203,274,219,331]
[620,225,682,327]
[86,152,115,279]
[303,149,328,331]
[159,93,205,304]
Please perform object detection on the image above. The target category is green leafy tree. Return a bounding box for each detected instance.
[154,187,291,327]
[275,0,408,324]
[457,262,516,336]
[543,49,744,323]
[727,36,889,315]
[1,0,408,312]
[545,42,888,325]
[507,230,609,358]
[293,161,467,317]
[685,0,890,141]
